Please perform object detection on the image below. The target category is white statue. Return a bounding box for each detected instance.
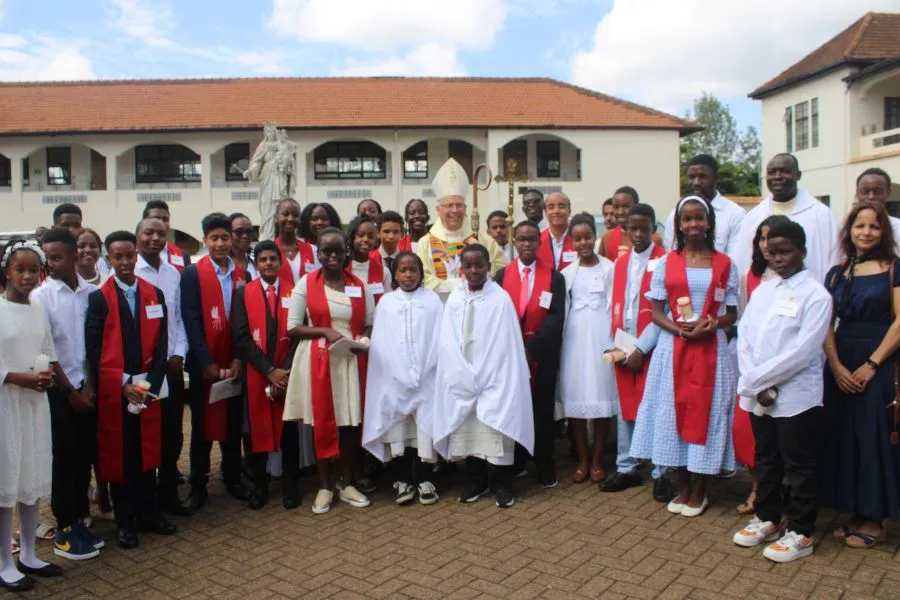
[243,122,296,241]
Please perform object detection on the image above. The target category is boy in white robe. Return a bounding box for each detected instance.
[432,244,533,508]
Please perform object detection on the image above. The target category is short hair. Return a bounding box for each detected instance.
[316,226,346,248]
[751,215,792,277]
[487,210,508,224]
[104,230,137,251]
[135,216,166,235]
[614,186,640,204]
[390,251,425,289]
[300,203,342,241]
[523,189,544,200]
[688,153,719,174]
[568,211,597,237]
[627,203,656,224]
[202,213,232,236]
[53,203,82,223]
[461,243,490,264]
[40,227,77,254]
[74,227,102,248]
[857,167,892,189]
[765,219,806,251]
[357,198,382,215]
[377,210,404,228]
[142,199,170,218]
[769,152,800,173]
[513,220,540,237]
[602,198,613,208]
[253,240,282,263]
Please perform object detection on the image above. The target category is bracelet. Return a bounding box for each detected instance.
[865,358,879,369]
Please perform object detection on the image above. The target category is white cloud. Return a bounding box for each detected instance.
[334,42,466,76]
[570,1,900,114]
[109,0,176,48]
[269,0,508,51]
[0,36,94,81]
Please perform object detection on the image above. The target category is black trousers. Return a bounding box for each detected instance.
[247,421,300,489]
[48,388,97,530]
[111,470,159,530]
[187,383,243,487]
[751,406,822,537]
[514,384,557,476]
[389,448,431,486]
[158,366,186,494]
[466,457,513,491]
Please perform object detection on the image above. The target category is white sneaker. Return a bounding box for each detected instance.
[733,517,779,547]
[312,489,333,514]
[417,481,439,505]
[763,531,814,563]
[393,481,416,505]
[339,485,371,508]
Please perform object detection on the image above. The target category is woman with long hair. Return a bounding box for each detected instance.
[299,203,342,245]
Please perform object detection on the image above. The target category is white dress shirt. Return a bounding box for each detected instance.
[622,245,661,353]
[663,191,746,257]
[516,259,536,299]
[135,254,188,359]
[548,231,566,266]
[737,269,832,418]
[31,275,96,388]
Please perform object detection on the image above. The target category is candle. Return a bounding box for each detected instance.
[602,349,626,364]
[34,354,50,372]
[676,297,693,321]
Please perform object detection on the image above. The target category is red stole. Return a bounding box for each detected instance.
[665,250,731,445]
[361,252,386,304]
[306,270,367,460]
[166,242,186,273]
[501,259,552,339]
[746,270,763,298]
[606,227,626,261]
[538,229,574,271]
[197,255,245,441]
[733,269,761,467]
[244,279,291,453]
[610,244,666,421]
[397,235,412,253]
[276,238,315,294]
[97,278,163,483]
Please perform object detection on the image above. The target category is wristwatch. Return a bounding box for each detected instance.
[865,358,880,369]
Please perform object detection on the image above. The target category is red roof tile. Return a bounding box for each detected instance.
[0,77,698,136]
[750,12,900,98]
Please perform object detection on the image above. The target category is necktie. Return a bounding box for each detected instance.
[384,256,394,273]
[267,284,277,316]
[518,266,531,318]
[125,287,136,318]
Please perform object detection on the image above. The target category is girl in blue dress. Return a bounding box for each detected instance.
[630,196,739,517]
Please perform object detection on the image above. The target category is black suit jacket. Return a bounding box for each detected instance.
[231,285,294,376]
[494,265,566,367]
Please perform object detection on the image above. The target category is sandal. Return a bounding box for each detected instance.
[572,466,589,484]
[35,524,56,540]
[590,467,606,484]
[833,524,852,540]
[846,528,885,549]
[736,492,756,515]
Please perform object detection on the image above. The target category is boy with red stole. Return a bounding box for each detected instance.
[143,199,191,273]
[596,186,663,261]
[494,221,566,488]
[180,214,249,511]
[85,231,176,549]
[600,205,672,501]
[232,241,300,510]
[537,192,576,271]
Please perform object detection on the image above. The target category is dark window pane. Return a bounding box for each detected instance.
[0,154,10,186]
[225,143,250,181]
[313,141,387,180]
[536,140,560,178]
[135,144,201,183]
[403,141,428,178]
[46,147,71,185]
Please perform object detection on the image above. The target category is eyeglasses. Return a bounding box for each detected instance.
[514,236,539,244]
[232,228,254,237]
[319,248,346,257]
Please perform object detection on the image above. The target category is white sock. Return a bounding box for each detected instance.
[17,501,49,570]
[0,507,23,583]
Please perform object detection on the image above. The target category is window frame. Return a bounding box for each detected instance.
[46,147,72,186]
[784,106,793,153]
[536,140,561,178]
[135,144,202,184]
[224,143,250,182]
[811,98,819,148]
[794,101,809,151]
[402,141,428,179]
[313,141,387,180]
[0,155,10,187]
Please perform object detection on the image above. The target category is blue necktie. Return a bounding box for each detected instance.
[125,287,136,318]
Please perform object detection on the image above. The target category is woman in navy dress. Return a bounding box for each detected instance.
[822,201,900,549]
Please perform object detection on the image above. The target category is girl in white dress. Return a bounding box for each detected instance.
[0,240,60,591]
[283,228,374,515]
[560,213,618,485]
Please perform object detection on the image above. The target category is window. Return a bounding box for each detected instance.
[795,101,809,151]
[811,98,819,148]
[536,141,560,178]
[448,140,473,179]
[47,147,71,185]
[885,98,900,146]
[22,158,29,185]
[225,143,250,182]
[135,145,201,183]
[784,106,793,152]
[313,142,386,180]
[403,141,428,179]
[0,155,10,186]
[503,140,527,177]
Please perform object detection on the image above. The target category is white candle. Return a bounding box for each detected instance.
[34,354,50,372]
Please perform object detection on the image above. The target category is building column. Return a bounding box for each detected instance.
[7,152,23,211]
[392,131,403,212]
[201,151,213,206]
[106,152,118,208]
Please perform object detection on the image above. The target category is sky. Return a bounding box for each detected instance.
[0,0,897,133]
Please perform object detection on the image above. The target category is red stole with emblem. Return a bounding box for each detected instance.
[97,277,163,483]
[197,255,245,441]
[538,229,574,271]
[244,278,292,453]
[665,250,731,445]
[361,252,386,304]
[166,242,186,273]
[610,244,666,421]
[306,270,367,460]
[606,227,624,261]
[276,238,315,294]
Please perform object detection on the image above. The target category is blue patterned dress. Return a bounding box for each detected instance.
[629,254,739,475]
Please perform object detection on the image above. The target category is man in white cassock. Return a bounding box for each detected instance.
[734,154,839,283]
[416,158,506,301]
[432,244,533,509]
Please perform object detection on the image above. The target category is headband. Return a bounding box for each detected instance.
[1,239,46,269]
[675,195,710,216]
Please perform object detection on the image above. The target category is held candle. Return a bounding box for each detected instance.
[676,297,693,320]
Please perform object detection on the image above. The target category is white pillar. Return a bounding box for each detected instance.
[392,130,403,212]
[201,151,213,206]
[106,152,118,208]
[7,152,23,211]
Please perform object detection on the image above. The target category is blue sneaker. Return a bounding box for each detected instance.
[53,527,99,561]
[74,522,105,550]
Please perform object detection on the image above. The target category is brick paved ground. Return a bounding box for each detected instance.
[16,426,900,600]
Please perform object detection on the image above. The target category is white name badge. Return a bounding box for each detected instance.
[713,287,725,302]
[646,259,659,273]
[281,297,292,309]
[589,278,605,294]
[563,251,578,263]
[236,280,246,288]
[305,262,320,273]
[539,291,553,309]
[145,304,164,320]
[776,299,798,318]
[369,283,385,295]
[345,286,363,298]
[170,255,185,267]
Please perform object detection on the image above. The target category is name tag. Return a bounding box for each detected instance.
[539,291,552,309]
[170,255,185,267]
[776,298,798,318]
[563,251,577,263]
[646,259,659,273]
[713,287,725,303]
[145,304,164,320]
[281,297,291,309]
[236,280,246,288]
[305,262,320,273]
[589,278,605,294]
[345,286,363,298]
[369,283,385,295]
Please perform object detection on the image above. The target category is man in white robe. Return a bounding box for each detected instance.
[734,154,839,283]
[432,245,532,508]
[855,168,899,252]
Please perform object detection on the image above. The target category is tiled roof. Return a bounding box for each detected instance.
[0,77,698,136]
[750,12,900,98]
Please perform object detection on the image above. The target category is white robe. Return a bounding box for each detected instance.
[734,189,840,284]
[362,288,443,462]
[432,280,534,460]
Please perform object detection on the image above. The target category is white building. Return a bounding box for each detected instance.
[0,77,696,245]
[751,12,900,217]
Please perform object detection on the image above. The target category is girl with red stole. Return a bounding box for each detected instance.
[629,196,739,518]
[347,216,391,305]
[283,228,374,515]
[274,199,317,287]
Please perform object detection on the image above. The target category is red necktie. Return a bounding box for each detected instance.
[518,266,531,318]
[267,284,277,316]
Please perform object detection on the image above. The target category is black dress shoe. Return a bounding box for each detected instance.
[247,489,268,510]
[16,561,62,578]
[282,484,301,510]
[0,574,34,592]
[158,491,192,516]
[599,471,644,493]
[185,485,208,511]
[137,516,177,536]
[225,481,249,501]
[117,528,139,549]
[653,477,675,503]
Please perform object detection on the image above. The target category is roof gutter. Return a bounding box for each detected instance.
[748,58,877,99]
